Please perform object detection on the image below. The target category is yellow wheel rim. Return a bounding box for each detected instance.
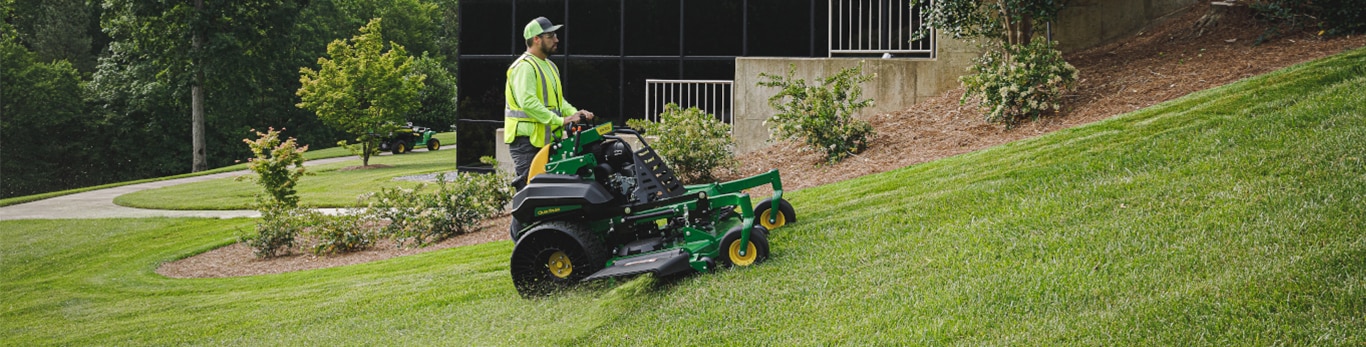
[728,240,758,266]
[759,209,786,230]
[546,251,573,278]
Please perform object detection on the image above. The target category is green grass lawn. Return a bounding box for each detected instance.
[113,133,458,210]
[0,133,451,208]
[2,50,1364,345]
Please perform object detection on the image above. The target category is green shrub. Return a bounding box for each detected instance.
[1250,0,1365,37]
[238,128,310,207]
[308,212,378,255]
[626,104,737,184]
[364,172,512,247]
[961,37,1078,127]
[239,200,312,258]
[757,63,876,163]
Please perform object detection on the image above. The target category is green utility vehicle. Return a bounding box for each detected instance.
[509,121,795,297]
[378,124,441,154]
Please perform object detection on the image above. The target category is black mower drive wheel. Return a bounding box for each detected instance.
[392,141,408,155]
[509,221,607,297]
[754,198,796,231]
[719,225,769,267]
[427,138,441,151]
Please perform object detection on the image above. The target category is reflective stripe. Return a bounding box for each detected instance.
[504,110,554,146]
[505,109,557,121]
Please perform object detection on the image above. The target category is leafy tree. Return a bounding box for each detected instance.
[912,0,1068,52]
[0,37,91,198]
[7,0,105,74]
[297,18,425,166]
[100,0,311,172]
[410,53,457,128]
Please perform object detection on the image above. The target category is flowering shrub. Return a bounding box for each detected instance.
[308,212,378,255]
[757,63,876,163]
[240,200,313,258]
[626,104,736,184]
[961,37,1078,127]
[364,172,512,247]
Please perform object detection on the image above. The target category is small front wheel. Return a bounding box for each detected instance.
[427,138,441,151]
[753,198,796,231]
[719,226,769,267]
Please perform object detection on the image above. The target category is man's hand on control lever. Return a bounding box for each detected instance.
[563,109,595,125]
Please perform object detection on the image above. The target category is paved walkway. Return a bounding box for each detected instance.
[0,156,358,221]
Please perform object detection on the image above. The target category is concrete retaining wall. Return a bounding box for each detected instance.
[732,31,981,153]
[730,0,1198,153]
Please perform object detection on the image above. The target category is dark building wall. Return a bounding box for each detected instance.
[455,0,827,166]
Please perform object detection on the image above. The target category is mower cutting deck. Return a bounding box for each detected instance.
[508,122,796,297]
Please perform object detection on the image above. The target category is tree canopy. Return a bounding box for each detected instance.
[0,0,459,198]
[913,0,1068,48]
[297,18,425,166]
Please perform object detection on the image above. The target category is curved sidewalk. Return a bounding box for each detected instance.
[0,156,356,221]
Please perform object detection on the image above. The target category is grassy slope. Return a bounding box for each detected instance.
[111,133,458,210]
[1,50,1363,345]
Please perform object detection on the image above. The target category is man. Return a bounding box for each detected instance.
[504,16,594,190]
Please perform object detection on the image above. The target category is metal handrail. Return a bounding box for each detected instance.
[643,79,734,126]
[828,0,935,57]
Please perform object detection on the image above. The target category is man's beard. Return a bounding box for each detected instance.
[542,40,558,55]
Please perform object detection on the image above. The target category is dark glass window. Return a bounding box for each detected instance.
[567,2,621,55]
[683,1,743,56]
[457,0,824,166]
[623,0,682,56]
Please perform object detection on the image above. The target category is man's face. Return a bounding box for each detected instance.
[538,32,559,55]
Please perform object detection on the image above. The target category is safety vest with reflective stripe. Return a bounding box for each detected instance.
[504,53,577,147]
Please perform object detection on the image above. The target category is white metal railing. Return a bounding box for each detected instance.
[643,79,734,125]
[828,0,935,57]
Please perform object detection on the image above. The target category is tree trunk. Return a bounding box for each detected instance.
[1194,1,1236,37]
[1016,13,1034,45]
[362,141,371,166]
[191,0,207,172]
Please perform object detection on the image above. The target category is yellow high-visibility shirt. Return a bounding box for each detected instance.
[504,53,578,147]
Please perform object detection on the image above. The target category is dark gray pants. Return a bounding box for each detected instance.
[508,136,540,239]
[508,136,540,191]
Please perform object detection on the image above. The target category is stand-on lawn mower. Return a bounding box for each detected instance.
[509,122,795,297]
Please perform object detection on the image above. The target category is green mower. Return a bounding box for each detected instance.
[509,121,795,297]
